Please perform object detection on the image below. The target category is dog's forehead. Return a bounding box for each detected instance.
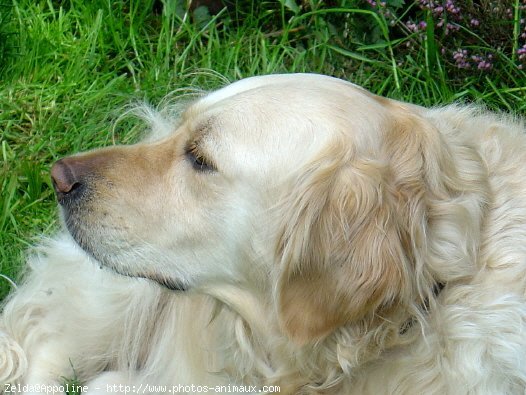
[181,74,391,179]
[199,73,371,108]
[186,74,387,137]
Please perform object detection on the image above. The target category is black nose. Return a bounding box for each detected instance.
[50,158,85,203]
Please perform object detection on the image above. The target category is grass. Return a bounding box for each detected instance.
[1,0,526,304]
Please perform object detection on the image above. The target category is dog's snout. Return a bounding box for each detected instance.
[51,158,88,203]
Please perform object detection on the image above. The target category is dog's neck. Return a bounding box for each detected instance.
[197,282,443,394]
[201,284,276,337]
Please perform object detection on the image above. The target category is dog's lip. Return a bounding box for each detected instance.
[66,228,188,292]
[139,273,189,292]
[101,262,189,292]
[98,260,189,292]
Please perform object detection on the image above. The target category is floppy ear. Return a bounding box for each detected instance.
[276,107,488,345]
[276,145,415,345]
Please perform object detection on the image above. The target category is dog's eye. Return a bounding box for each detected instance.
[185,142,215,172]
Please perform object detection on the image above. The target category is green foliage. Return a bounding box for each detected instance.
[350,0,526,105]
[0,1,17,71]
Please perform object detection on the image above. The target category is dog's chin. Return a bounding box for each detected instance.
[64,221,188,292]
[96,251,189,292]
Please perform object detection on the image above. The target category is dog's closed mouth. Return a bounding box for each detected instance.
[69,232,188,292]
[141,274,189,292]
[106,263,188,292]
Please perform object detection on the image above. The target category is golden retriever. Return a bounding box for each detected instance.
[2,73,526,394]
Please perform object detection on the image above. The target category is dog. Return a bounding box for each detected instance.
[2,73,526,394]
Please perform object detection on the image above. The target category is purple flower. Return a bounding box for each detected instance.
[445,23,459,35]
[453,49,468,60]
[477,60,492,70]
[445,0,460,14]
[453,49,471,69]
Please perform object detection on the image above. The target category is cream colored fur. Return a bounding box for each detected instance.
[2,74,526,394]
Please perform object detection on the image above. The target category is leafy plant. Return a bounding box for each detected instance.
[0,1,17,72]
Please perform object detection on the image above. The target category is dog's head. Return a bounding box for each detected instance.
[51,74,486,344]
